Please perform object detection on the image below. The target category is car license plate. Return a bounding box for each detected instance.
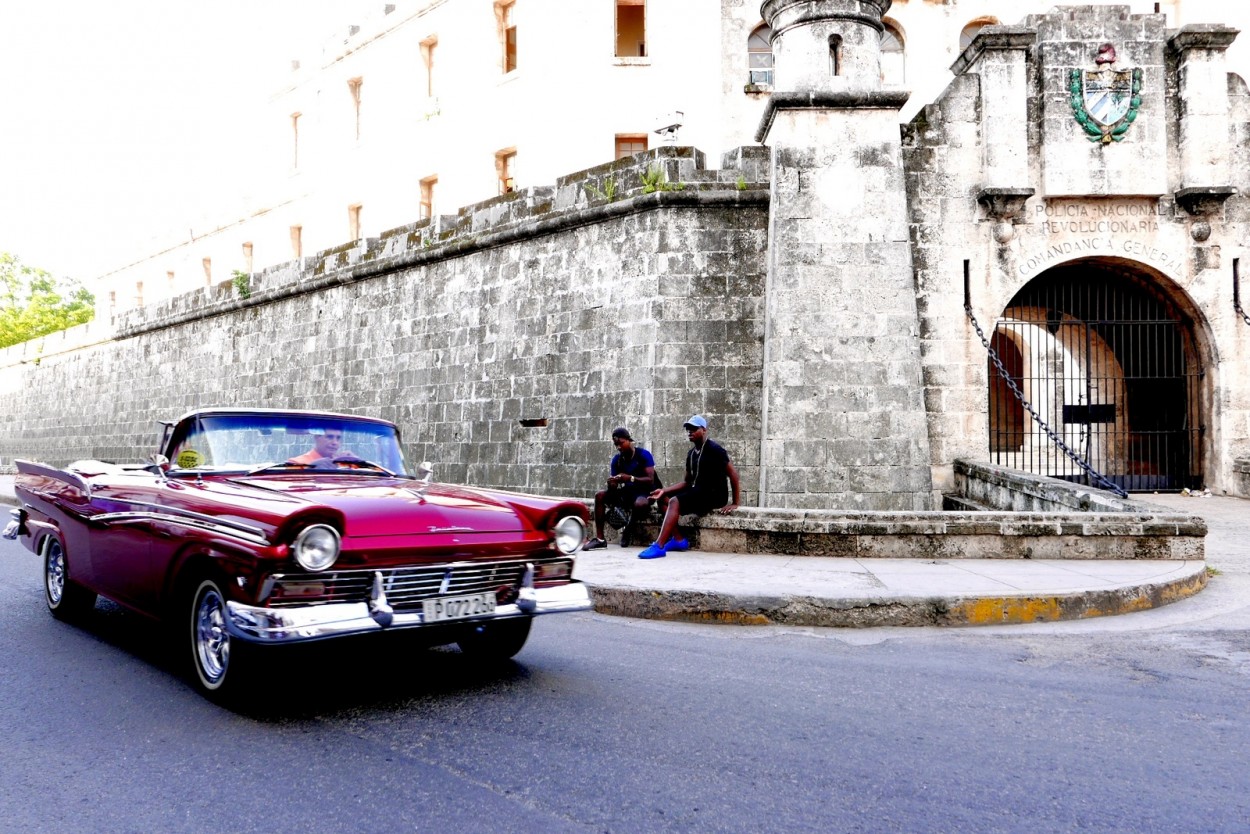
[423,592,497,623]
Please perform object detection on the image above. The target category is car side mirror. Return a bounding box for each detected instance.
[148,454,170,481]
[417,462,434,484]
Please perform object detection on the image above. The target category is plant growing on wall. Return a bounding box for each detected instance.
[641,165,684,194]
[231,269,252,299]
[584,177,618,202]
[0,252,94,348]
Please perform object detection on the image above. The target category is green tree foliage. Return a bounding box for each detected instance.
[0,252,95,349]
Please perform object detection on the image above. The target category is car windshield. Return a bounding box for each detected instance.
[166,413,411,476]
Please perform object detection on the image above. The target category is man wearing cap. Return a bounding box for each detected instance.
[639,415,740,559]
[584,427,662,550]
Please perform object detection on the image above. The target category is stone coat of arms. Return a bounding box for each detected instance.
[1068,43,1143,144]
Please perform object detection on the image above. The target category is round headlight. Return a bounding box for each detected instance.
[293,524,340,572]
[553,515,586,555]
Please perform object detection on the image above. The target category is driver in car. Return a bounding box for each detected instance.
[288,427,358,466]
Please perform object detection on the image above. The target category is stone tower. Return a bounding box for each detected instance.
[756,0,935,510]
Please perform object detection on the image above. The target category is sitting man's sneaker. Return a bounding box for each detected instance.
[583,537,607,551]
[638,542,667,559]
[665,536,690,553]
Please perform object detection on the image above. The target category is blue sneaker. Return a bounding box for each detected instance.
[665,536,689,552]
[638,542,667,559]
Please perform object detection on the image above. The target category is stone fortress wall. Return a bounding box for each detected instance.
[3,4,1250,507]
[0,148,771,503]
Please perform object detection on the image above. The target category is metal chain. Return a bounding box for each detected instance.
[1236,297,1250,328]
[966,303,1129,498]
[1235,261,1250,327]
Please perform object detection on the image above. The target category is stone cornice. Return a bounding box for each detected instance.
[761,0,892,37]
[1174,185,1236,216]
[950,27,1036,77]
[1168,25,1239,54]
[755,89,911,142]
[977,187,1036,221]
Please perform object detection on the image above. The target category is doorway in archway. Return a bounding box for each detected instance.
[987,260,1203,492]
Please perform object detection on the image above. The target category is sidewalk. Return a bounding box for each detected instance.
[1,474,1237,627]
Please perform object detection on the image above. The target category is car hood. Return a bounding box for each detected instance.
[225,476,528,536]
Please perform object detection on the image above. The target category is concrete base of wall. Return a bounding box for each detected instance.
[604,459,1206,561]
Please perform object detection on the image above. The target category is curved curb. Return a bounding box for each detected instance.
[586,565,1209,628]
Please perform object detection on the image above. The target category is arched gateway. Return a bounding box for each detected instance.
[987,258,1206,492]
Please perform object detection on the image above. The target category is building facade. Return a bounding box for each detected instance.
[97,0,1250,315]
[3,1,1249,508]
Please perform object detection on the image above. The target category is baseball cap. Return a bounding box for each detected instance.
[611,426,632,441]
[682,415,708,430]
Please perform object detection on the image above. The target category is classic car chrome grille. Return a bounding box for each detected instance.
[266,557,573,611]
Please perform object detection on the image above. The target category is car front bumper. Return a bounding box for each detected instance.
[225,580,593,644]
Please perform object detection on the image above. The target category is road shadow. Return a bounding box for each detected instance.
[54,598,536,720]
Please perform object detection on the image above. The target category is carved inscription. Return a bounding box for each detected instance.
[1018,237,1179,276]
[1017,201,1176,277]
[1036,201,1162,234]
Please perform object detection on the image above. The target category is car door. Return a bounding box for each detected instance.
[82,476,160,612]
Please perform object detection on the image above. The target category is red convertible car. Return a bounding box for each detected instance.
[3,408,592,701]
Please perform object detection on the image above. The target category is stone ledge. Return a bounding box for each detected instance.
[618,506,1204,560]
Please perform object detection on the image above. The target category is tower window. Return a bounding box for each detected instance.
[881,22,905,84]
[748,24,774,87]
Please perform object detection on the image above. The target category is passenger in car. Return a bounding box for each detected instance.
[288,427,347,465]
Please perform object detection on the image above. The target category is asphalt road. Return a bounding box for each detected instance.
[2,535,1249,833]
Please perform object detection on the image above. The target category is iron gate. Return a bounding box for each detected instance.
[987,266,1203,492]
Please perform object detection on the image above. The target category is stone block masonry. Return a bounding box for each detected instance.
[0,148,770,505]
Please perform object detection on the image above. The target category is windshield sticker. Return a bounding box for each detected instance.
[176,449,204,469]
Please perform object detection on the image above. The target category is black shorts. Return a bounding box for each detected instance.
[608,486,649,508]
[669,487,719,516]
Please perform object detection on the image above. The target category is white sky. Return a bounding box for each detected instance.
[0,1,377,282]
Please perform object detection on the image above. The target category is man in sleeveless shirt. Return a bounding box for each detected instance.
[639,414,740,559]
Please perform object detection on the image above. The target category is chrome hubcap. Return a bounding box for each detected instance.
[194,586,229,685]
[46,541,65,606]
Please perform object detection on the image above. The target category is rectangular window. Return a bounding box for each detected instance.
[615,0,645,57]
[242,242,254,273]
[166,270,176,293]
[496,150,516,194]
[135,281,144,307]
[615,134,647,159]
[202,257,212,286]
[421,37,438,97]
[347,77,363,140]
[348,204,363,240]
[291,112,301,169]
[290,225,303,260]
[497,2,517,73]
[420,176,437,220]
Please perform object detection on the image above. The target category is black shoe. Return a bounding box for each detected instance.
[583,537,607,551]
[619,528,632,548]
